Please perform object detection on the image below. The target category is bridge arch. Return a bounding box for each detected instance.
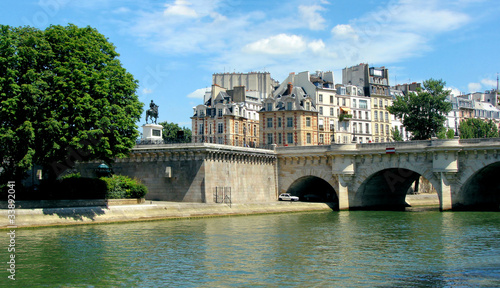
[352,161,441,210]
[457,161,500,210]
[286,176,338,203]
[279,168,338,204]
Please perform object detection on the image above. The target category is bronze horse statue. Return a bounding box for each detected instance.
[146,100,159,124]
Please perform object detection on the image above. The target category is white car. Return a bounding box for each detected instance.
[279,193,299,201]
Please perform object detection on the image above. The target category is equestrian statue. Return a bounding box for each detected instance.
[146,100,159,124]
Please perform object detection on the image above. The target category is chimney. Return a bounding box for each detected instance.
[287,82,293,95]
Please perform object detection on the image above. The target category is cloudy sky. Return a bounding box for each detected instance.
[3,0,499,128]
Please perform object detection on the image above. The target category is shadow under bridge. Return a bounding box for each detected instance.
[286,176,338,204]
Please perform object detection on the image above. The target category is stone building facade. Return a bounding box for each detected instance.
[192,84,261,147]
[260,83,319,146]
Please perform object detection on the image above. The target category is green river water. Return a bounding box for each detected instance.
[2,210,500,287]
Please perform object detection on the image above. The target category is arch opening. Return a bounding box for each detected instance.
[356,168,438,210]
[459,162,500,211]
[286,176,338,204]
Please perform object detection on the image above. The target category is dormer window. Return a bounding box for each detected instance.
[267,103,273,111]
[287,102,293,110]
[306,101,311,110]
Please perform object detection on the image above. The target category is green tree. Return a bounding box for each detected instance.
[387,79,452,140]
[0,24,142,185]
[391,127,404,141]
[459,118,499,139]
[446,128,456,139]
[158,121,192,143]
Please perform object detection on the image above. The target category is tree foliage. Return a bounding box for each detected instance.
[387,79,452,140]
[459,118,499,139]
[391,127,404,141]
[0,24,142,184]
[158,121,192,143]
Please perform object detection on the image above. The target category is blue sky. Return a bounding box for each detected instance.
[2,0,499,129]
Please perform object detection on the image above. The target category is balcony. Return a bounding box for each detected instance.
[339,114,353,122]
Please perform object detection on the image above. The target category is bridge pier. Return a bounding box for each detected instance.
[437,172,456,211]
[335,175,351,210]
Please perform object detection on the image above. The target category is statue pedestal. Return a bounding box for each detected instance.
[142,124,163,141]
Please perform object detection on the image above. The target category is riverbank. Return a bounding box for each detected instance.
[0,201,335,229]
[0,194,439,229]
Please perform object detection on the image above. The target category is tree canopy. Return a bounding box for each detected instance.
[0,24,142,184]
[158,121,192,143]
[387,79,452,140]
[459,118,499,139]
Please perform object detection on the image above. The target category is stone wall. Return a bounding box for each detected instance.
[76,144,277,204]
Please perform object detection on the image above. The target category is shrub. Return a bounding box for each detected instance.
[100,175,148,199]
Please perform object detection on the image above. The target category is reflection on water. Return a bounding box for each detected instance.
[2,211,500,287]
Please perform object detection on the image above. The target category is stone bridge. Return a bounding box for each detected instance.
[76,139,500,211]
[277,138,500,211]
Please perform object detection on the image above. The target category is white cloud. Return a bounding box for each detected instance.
[142,88,153,94]
[243,34,307,55]
[481,78,497,88]
[298,5,326,30]
[446,87,462,97]
[164,0,198,18]
[468,82,481,92]
[187,88,207,99]
[331,24,358,40]
[308,40,325,53]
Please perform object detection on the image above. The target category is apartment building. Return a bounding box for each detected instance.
[192,84,261,147]
[343,64,392,142]
[259,83,318,146]
[273,71,338,144]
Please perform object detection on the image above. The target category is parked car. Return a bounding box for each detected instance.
[279,193,299,201]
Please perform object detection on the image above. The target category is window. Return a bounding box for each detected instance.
[287,133,293,144]
[386,125,389,135]
[375,123,378,134]
[199,124,204,135]
[319,94,323,103]
[218,137,223,144]
[365,111,369,120]
[278,117,282,128]
[352,99,356,108]
[330,95,334,103]
[306,102,310,110]
[287,102,293,110]
[218,109,222,117]
[342,98,346,106]
[319,107,323,115]
[267,118,273,128]
[359,100,367,109]
[287,117,293,127]
[267,133,273,144]
[384,100,388,107]
[235,122,238,134]
[366,123,370,134]
[330,108,334,116]
[379,111,383,122]
[278,133,282,144]
[267,103,273,111]
[359,123,362,134]
[307,133,311,144]
[319,134,324,143]
[374,112,378,120]
[306,117,311,127]
[218,123,223,134]
[254,125,257,136]
[337,98,339,105]
[379,100,383,107]
[209,124,212,134]
[385,112,389,122]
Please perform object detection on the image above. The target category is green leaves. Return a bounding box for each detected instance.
[0,24,142,185]
[459,118,499,139]
[158,121,192,143]
[387,78,452,140]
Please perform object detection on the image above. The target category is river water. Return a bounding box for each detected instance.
[3,211,500,287]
